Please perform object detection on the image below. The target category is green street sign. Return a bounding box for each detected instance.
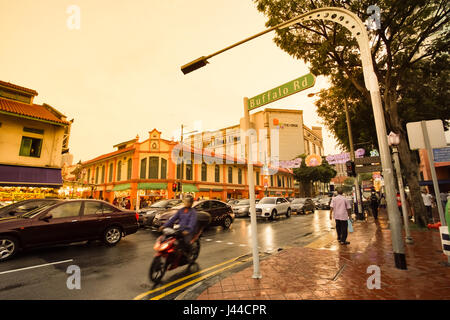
[248,73,316,111]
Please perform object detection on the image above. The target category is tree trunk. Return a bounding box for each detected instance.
[397,136,428,227]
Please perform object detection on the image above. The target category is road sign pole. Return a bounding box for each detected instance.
[392,147,413,244]
[421,121,446,226]
[244,97,261,279]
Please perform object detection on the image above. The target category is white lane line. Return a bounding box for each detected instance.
[239,244,246,247]
[227,242,234,245]
[205,239,212,242]
[0,259,74,275]
[215,240,222,243]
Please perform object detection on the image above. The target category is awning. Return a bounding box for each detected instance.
[112,183,131,191]
[0,164,62,187]
[182,184,199,193]
[138,182,167,190]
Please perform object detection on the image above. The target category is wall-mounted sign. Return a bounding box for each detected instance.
[433,147,450,163]
[305,154,322,167]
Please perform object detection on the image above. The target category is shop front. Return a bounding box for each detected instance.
[137,182,168,207]
[0,164,63,203]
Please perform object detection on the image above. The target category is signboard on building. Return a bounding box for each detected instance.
[433,147,450,163]
[248,73,315,111]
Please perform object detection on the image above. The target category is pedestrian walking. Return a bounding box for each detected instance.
[380,194,386,209]
[330,188,352,245]
[125,199,131,209]
[112,198,118,207]
[421,189,434,222]
[370,191,379,220]
[440,191,448,213]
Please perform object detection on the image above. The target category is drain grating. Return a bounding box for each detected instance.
[331,264,346,281]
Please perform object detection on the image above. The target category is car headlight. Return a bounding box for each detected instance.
[265,207,271,211]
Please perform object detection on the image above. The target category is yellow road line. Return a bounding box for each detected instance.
[150,260,245,300]
[133,254,249,300]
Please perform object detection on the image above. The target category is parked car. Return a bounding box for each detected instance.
[0,199,139,262]
[152,200,235,230]
[316,197,332,210]
[290,198,315,214]
[138,199,182,227]
[0,198,62,218]
[231,199,258,217]
[255,197,291,220]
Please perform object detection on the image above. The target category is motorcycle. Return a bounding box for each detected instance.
[149,226,202,283]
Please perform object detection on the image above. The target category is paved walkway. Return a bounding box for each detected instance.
[196,210,450,300]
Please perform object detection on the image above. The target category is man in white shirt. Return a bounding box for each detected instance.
[421,189,433,222]
[330,188,352,245]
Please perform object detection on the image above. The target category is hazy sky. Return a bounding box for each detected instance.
[1,0,343,163]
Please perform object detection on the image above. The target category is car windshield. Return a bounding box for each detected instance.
[236,200,250,205]
[259,198,276,204]
[292,199,306,204]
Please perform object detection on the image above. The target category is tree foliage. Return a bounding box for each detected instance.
[254,0,449,226]
[293,154,337,196]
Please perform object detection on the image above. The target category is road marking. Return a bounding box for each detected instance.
[226,242,234,245]
[239,244,246,247]
[133,254,249,300]
[205,239,212,242]
[215,240,222,243]
[0,259,74,275]
[150,260,245,300]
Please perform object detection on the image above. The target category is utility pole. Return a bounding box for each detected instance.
[344,99,363,220]
[179,124,184,200]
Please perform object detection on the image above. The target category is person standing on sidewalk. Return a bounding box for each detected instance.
[330,188,352,245]
[370,191,379,220]
[421,189,434,222]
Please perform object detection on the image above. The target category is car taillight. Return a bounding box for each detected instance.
[135,212,139,221]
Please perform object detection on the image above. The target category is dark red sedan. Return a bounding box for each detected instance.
[0,199,139,262]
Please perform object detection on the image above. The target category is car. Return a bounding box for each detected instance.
[152,200,235,230]
[138,199,182,227]
[0,198,62,218]
[290,198,317,214]
[231,199,258,217]
[316,197,332,210]
[255,197,291,220]
[0,199,139,262]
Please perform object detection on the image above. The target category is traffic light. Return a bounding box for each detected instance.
[172,183,177,192]
[346,161,356,177]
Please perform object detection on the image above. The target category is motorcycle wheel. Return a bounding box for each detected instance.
[190,240,201,262]
[149,256,166,284]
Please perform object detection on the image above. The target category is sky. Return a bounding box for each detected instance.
[0,0,343,163]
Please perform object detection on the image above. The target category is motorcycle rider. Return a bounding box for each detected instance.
[158,195,197,263]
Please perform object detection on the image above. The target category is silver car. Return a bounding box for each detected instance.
[255,197,291,220]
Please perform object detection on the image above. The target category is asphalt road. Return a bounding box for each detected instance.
[0,210,333,300]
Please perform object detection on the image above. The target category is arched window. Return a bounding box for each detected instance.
[186,163,192,180]
[101,165,105,183]
[201,163,207,181]
[160,158,167,179]
[109,163,113,182]
[87,168,91,183]
[215,165,220,182]
[238,168,242,184]
[127,158,132,180]
[140,158,147,179]
[228,167,233,183]
[95,167,99,184]
[149,157,159,179]
[117,161,122,181]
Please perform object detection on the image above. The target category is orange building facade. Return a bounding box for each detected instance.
[81,129,296,209]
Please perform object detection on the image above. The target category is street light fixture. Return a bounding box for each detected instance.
[388,132,413,244]
[181,6,407,270]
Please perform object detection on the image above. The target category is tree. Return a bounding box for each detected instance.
[254,0,449,226]
[293,155,337,196]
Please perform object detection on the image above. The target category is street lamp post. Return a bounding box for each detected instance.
[388,132,413,244]
[181,7,406,270]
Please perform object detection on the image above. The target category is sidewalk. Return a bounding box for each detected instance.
[196,210,450,300]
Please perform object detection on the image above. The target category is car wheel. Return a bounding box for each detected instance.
[149,256,166,283]
[223,216,232,229]
[0,236,18,262]
[286,208,291,218]
[103,226,122,246]
[269,210,276,221]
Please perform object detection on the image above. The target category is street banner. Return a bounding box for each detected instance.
[248,73,315,111]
